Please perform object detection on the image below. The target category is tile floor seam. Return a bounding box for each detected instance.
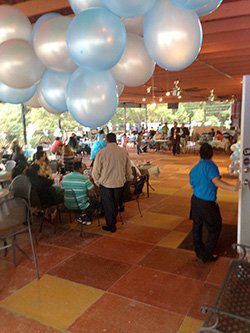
[106,264,140,293]
[135,263,213,284]
[81,239,155,261]
[0,304,59,332]
[83,232,160,247]
[104,290,186,321]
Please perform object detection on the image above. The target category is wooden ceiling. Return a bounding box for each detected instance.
[4,0,250,103]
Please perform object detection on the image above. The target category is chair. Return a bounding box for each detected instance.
[0,197,39,279]
[64,189,100,237]
[5,160,16,172]
[10,175,62,234]
[10,174,32,206]
[128,167,147,217]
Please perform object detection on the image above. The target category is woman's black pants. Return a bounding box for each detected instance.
[190,195,222,261]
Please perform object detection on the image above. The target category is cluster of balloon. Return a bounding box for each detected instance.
[0,0,224,127]
[229,141,241,177]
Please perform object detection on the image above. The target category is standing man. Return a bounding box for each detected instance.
[180,123,190,152]
[90,129,106,163]
[170,121,181,155]
[92,133,132,233]
[190,143,239,263]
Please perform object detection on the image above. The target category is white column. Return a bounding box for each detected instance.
[238,75,250,245]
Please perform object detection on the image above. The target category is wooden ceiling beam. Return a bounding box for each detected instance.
[201,0,250,22]
[15,0,69,16]
[203,16,250,34]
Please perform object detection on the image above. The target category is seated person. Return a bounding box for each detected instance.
[63,144,75,171]
[216,131,224,141]
[61,161,99,225]
[11,161,28,180]
[26,164,62,210]
[34,151,52,178]
[33,146,43,162]
[51,137,63,155]
[12,146,26,163]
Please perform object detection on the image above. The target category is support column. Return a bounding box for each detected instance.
[123,103,127,133]
[21,104,27,145]
[145,104,148,129]
[238,75,250,245]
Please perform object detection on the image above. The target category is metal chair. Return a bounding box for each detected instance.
[5,160,16,172]
[64,189,100,237]
[0,197,39,279]
[10,174,31,205]
[129,167,147,218]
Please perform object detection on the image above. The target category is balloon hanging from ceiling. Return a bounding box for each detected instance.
[102,0,157,18]
[67,8,126,70]
[0,39,45,89]
[0,81,36,104]
[0,5,32,45]
[25,88,41,108]
[144,0,202,71]
[37,85,64,115]
[112,33,155,87]
[66,68,118,128]
[69,0,105,14]
[171,0,211,10]
[33,16,77,72]
[40,69,70,112]
[32,13,61,40]
[196,0,223,16]
[122,16,144,36]
[116,81,124,97]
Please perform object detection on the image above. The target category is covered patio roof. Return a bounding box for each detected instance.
[4,0,250,103]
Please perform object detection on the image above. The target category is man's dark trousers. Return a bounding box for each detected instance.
[172,138,180,155]
[99,185,124,230]
[191,195,222,261]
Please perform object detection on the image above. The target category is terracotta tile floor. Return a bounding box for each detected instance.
[0,151,238,332]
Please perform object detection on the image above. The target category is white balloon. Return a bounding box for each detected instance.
[117,81,124,96]
[69,0,105,14]
[112,33,155,87]
[25,88,41,108]
[144,0,203,71]
[0,5,32,45]
[0,39,45,89]
[33,16,77,72]
[122,16,144,36]
[37,85,63,115]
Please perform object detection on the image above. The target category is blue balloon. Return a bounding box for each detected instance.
[171,0,210,10]
[66,8,126,70]
[66,68,118,128]
[102,0,157,18]
[197,0,223,16]
[144,0,202,71]
[0,81,36,104]
[32,13,61,40]
[69,0,105,15]
[40,69,70,112]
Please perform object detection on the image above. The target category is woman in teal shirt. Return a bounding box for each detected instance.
[190,143,239,263]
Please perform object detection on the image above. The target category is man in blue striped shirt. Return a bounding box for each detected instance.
[61,161,98,224]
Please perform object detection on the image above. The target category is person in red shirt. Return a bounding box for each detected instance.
[215,131,224,141]
[51,137,63,155]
